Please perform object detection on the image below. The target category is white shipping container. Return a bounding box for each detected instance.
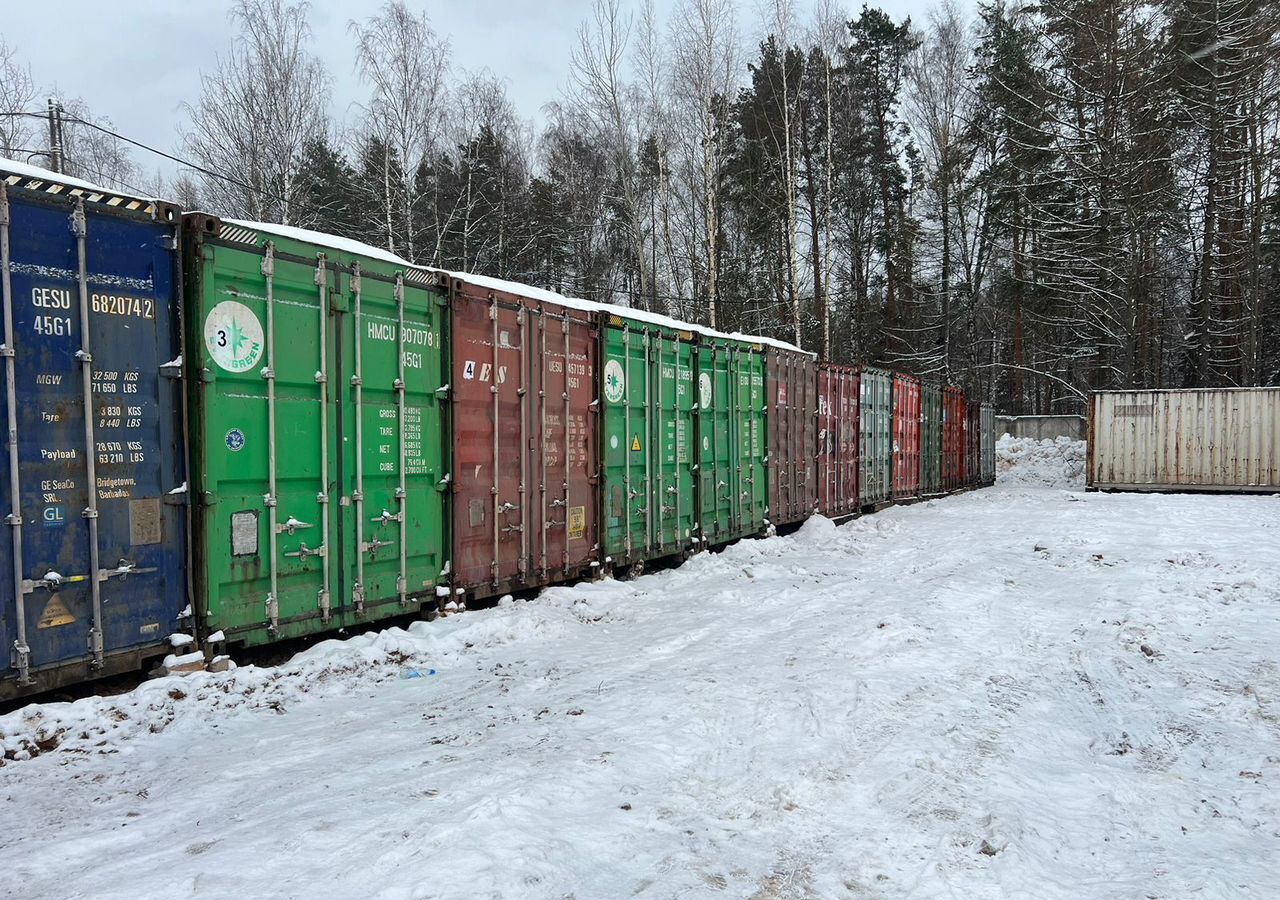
[1088,388,1280,492]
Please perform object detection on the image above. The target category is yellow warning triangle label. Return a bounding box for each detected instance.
[631,434,642,452]
[37,593,75,629]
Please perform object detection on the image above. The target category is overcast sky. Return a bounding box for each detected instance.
[8,0,948,179]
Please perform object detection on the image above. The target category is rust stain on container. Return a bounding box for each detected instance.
[892,372,921,499]
[766,347,817,526]
[449,278,599,600]
[816,364,859,518]
[942,386,966,492]
[1088,388,1280,492]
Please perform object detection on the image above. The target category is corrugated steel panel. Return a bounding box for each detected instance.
[1,175,187,698]
[185,215,449,648]
[450,278,599,597]
[892,372,921,499]
[601,313,695,571]
[942,386,965,491]
[921,382,942,494]
[965,400,982,487]
[859,366,892,506]
[1088,388,1280,492]
[697,336,767,544]
[980,404,996,484]
[816,364,859,518]
[766,347,817,527]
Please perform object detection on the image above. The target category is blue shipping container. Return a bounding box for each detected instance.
[0,163,187,698]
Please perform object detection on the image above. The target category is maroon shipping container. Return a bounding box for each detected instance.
[448,277,599,600]
[942,385,966,492]
[816,364,859,518]
[767,347,818,527]
[966,399,982,487]
[892,372,921,499]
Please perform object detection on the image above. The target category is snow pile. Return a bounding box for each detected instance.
[997,434,1086,487]
[0,582,638,764]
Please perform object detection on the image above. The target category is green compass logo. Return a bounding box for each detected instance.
[603,359,625,403]
[204,300,265,373]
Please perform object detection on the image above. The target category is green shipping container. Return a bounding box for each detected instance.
[184,216,449,647]
[696,335,767,545]
[601,314,697,571]
[921,381,942,494]
[858,366,892,507]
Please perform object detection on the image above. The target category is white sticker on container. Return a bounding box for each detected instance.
[610,434,619,449]
[699,372,712,409]
[463,360,476,380]
[604,359,625,403]
[479,363,492,382]
[204,301,265,373]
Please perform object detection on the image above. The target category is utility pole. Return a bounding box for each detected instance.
[46,98,64,173]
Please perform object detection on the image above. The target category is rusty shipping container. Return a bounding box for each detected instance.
[1088,388,1280,492]
[448,277,599,600]
[766,346,817,527]
[980,403,996,484]
[966,400,982,487]
[1,163,186,699]
[816,365,859,519]
[892,372,921,499]
[942,386,966,491]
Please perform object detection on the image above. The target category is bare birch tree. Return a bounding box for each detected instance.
[351,1,449,260]
[0,39,35,158]
[56,98,139,191]
[906,0,973,378]
[182,0,329,224]
[670,0,740,327]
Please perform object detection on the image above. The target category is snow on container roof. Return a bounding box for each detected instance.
[426,267,811,356]
[221,218,414,268]
[1,156,167,209]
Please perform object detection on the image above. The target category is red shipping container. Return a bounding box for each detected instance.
[448,277,600,601]
[892,372,921,499]
[942,385,966,492]
[816,364,860,518]
[966,399,982,488]
[766,347,818,527]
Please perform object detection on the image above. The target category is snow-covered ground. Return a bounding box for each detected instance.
[2,440,1277,900]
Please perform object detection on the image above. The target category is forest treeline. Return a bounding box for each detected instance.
[3,0,1278,412]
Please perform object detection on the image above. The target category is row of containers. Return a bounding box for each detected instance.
[0,161,995,699]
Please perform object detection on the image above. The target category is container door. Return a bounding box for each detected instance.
[532,303,597,579]
[921,384,941,494]
[193,240,338,643]
[347,267,447,617]
[741,347,768,534]
[981,404,995,483]
[697,342,731,543]
[768,351,816,526]
[603,319,652,563]
[860,370,889,505]
[893,374,920,498]
[816,367,832,516]
[820,366,859,518]
[1,192,184,686]
[451,291,528,595]
[650,329,695,554]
